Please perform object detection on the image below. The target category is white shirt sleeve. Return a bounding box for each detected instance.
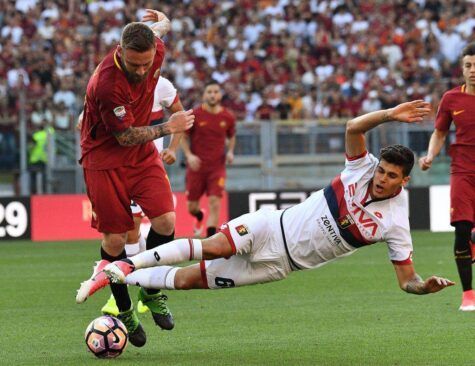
[152,76,178,112]
[384,193,413,263]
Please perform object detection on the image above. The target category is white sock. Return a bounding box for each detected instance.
[125,266,178,290]
[138,234,146,253]
[125,242,140,257]
[130,238,202,269]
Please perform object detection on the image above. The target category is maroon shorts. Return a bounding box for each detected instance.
[84,158,174,233]
[450,174,475,225]
[185,166,226,201]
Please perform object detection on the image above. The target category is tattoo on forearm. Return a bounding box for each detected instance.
[381,111,392,122]
[405,274,428,295]
[115,124,172,146]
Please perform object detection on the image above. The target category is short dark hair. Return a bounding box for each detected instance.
[461,42,475,58]
[121,23,155,52]
[379,144,414,177]
[204,80,221,89]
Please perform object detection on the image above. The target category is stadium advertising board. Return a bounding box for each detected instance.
[30,193,229,241]
[228,189,431,230]
[0,197,31,240]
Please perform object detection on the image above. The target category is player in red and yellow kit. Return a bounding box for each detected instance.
[76,11,194,344]
[419,42,475,311]
[181,82,236,238]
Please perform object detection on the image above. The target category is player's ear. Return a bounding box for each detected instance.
[401,175,410,187]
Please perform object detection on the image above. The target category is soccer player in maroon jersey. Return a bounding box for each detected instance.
[76,10,194,345]
[419,42,475,311]
[181,82,236,238]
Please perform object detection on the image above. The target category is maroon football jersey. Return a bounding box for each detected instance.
[435,84,475,175]
[187,105,236,169]
[80,38,165,169]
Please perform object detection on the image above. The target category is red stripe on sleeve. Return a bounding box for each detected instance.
[188,238,194,261]
[391,252,413,265]
[199,260,209,289]
[345,150,368,161]
[171,94,180,106]
[218,224,237,255]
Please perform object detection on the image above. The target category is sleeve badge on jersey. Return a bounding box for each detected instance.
[337,214,355,229]
[235,224,249,236]
[113,106,126,120]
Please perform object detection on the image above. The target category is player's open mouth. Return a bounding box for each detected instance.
[375,184,384,193]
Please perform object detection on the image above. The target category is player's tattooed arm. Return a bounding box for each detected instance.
[114,110,194,146]
[404,274,429,295]
[114,125,171,146]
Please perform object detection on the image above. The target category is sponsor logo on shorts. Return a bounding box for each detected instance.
[218,177,225,187]
[113,106,126,120]
[453,109,465,116]
[235,224,249,236]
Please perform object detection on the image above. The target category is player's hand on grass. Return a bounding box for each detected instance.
[167,110,194,134]
[186,153,201,171]
[423,275,455,293]
[389,100,431,123]
[161,148,176,165]
[418,155,433,171]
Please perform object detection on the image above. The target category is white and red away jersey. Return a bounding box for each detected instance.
[149,76,179,123]
[281,151,413,270]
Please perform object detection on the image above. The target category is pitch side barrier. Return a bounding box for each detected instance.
[0,188,451,242]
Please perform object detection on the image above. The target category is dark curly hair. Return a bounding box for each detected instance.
[379,144,414,177]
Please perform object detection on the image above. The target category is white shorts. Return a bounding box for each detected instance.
[130,200,143,217]
[200,209,293,289]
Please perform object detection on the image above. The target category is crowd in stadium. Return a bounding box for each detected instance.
[0,0,474,136]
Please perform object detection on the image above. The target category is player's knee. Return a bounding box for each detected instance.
[174,269,202,290]
[103,233,127,254]
[208,196,220,210]
[187,201,200,214]
[126,229,140,244]
[151,212,175,235]
[202,234,234,259]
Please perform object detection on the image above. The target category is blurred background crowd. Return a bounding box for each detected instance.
[0,0,474,171]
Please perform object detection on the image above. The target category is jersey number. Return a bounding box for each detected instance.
[215,277,235,288]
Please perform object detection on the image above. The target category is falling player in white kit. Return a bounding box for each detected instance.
[77,100,454,304]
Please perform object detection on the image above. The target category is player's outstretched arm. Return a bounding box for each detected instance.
[345,100,431,158]
[393,263,454,295]
[142,9,170,38]
[114,110,194,146]
[418,129,448,171]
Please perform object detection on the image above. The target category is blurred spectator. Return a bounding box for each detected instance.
[0,0,473,126]
[362,90,382,113]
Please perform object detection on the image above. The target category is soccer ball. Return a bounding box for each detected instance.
[84,315,128,358]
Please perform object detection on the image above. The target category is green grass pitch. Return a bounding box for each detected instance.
[1,231,473,365]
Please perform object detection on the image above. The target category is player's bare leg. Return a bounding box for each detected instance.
[206,195,221,237]
[188,200,205,237]
[141,212,176,330]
